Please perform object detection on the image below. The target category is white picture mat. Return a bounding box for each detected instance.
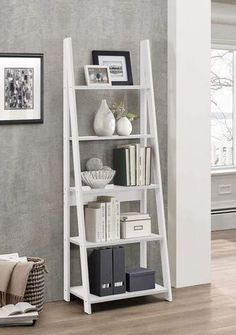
[98,55,128,81]
[0,57,41,121]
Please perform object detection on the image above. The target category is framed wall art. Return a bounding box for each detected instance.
[92,50,133,85]
[0,53,43,124]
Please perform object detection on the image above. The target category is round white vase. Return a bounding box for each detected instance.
[116,116,132,136]
[93,99,115,136]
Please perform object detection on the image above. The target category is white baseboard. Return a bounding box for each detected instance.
[211,211,236,231]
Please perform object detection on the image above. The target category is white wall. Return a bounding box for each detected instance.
[168,0,211,287]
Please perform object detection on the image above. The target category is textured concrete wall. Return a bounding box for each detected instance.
[0,0,167,301]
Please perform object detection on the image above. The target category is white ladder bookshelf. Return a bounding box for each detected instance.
[63,37,172,314]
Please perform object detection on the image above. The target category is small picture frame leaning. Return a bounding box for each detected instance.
[84,65,111,87]
[0,53,43,125]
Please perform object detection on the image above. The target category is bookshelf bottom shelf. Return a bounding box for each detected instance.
[70,284,167,304]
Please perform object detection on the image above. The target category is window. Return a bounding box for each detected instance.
[211,48,235,168]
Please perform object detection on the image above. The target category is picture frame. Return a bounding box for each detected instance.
[84,65,111,86]
[92,50,133,85]
[0,53,43,125]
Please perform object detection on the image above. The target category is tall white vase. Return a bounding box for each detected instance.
[93,99,115,136]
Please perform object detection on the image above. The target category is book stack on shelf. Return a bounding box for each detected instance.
[113,144,152,186]
[85,196,120,242]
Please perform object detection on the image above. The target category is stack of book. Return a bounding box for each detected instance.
[0,302,38,326]
[85,196,120,242]
[113,144,152,186]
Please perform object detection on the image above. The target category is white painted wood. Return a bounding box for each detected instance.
[63,38,172,313]
[212,212,236,231]
[63,39,70,302]
[142,40,172,301]
[74,85,144,90]
[212,3,236,26]
[211,168,236,176]
[70,233,162,248]
[70,134,153,141]
[168,0,211,287]
[70,283,167,304]
[69,185,159,206]
[212,199,236,210]
[64,37,91,314]
[140,40,148,269]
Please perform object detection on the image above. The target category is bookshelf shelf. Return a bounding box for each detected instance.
[70,284,167,304]
[74,85,147,91]
[69,134,153,141]
[69,184,159,205]
[70,233,162,248]
[63,37,172,314]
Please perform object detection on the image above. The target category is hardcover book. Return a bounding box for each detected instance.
[139,147,146,185]
[85,207,102,242]
[88,202,106,242]
[97,196,120,240]
[145,147,152,185]
[113,148,130,186]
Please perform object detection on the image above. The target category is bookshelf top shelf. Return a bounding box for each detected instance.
[69,134,153,141]
[74,85,149,91]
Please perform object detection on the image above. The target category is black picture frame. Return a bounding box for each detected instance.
[0,53,44,125]
[92,50,133,86]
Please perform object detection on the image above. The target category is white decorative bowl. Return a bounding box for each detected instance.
[81,169,116,189]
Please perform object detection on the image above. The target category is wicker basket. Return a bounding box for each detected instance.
[24,257,47,313]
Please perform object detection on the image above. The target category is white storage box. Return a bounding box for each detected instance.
[121,213,151,238]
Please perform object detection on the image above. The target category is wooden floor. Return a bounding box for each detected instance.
[2,230,236,335]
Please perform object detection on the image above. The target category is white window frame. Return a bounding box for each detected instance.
[211,42,236,173]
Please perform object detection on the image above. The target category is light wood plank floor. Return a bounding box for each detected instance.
[2,230,236,335]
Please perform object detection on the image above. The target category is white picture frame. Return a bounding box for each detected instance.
[84,65,111,86]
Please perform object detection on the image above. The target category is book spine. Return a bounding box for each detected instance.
[106,203,112,241]
[139,147,146,186]
[113,148,128,186]
[101,203,106,242]
[129,146,136,186]
[85,208,101,242]
[110,199,116,241]
[115,200,120,240]
[135,144,140,186]
[125,148,130,186]
[96,210,101,242]
[145,147,152,185]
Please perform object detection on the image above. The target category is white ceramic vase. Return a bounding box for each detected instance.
[93,99,115,136]
[116,116,132,136]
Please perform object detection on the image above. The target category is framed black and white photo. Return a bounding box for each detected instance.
[92,50,133,85]
[0,53,43,124]
[84,65,111,86]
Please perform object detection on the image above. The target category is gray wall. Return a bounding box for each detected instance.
[0,0,167,301]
